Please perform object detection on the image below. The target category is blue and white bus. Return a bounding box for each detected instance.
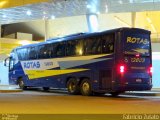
[5,28,152,96]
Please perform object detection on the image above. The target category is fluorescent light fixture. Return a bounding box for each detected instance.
[151,24,157,33]
[105,5,108,13]
[2,15,6,18]
[114,16,131,27]
[18,40,31,45]
[146,17,152,23]
[146,16,157,33]
[96,11,100,15]
[129,0,134,3]
[87,4,91,9]
[51,15,55,19]
[43,11,47,15]
[119,0,123,4]
[26,10,32,16]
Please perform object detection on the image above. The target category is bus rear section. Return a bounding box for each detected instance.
[113,28,152,92]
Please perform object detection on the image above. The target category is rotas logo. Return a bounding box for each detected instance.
[24,61,40,69]
[127,37,148,44]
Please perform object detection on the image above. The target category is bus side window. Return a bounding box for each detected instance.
[92,37,101,54]
[84,37,101,55]
[28,47,38,60]
[17,49,23,60]
[38,45,45,59]
[38,44,53,59]
[66,40,77,56]
[102,34,114,54]
[47,44,53,58]
[53,42,65,57]
[75,39,84,56]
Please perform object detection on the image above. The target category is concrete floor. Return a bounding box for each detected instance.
[0,89,160,114]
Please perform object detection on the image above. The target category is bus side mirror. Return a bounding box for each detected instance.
[4,57,10,67]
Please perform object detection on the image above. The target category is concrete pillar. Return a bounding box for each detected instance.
[86,14,99,32]
[86,0,100,32]
[44,19,48,41]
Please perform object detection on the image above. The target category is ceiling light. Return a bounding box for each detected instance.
[146,17,152,23]
[87,5,91,9]
[129,0,134,3]
[2,15,6,18]
[150,24,157,33]
[146,16,157,33]
[96,11,100,15]
[26,10,32,16]
[119,0,123,4]
[18,40,31,45]
[51,15,55,19]
[43,11,47,15]
[105,5,108,13]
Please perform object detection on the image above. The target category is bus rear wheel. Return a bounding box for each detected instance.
[80,78,92,96]
[67,78,80,95]
[43,87,50,91]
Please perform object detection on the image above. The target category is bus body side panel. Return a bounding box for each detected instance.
[13,54,114,91]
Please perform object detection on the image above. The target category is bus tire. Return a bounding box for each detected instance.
[43,87,50,91]
[80,78,92,96]
[110,92,121,97]
[18,78,25,89]
[67,78,80,95]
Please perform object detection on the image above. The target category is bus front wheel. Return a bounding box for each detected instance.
[67,78,80,95]
[18,78,25,89]
[80,79,92,96]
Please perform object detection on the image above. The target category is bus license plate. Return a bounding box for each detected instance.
[136,78,142,83]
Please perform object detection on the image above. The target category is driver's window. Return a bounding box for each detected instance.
[9,58,15,71]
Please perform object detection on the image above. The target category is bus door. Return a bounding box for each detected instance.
[9,56,18,84]
[121,30,152,86]
[4,56,17,84]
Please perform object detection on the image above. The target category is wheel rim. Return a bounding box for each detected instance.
[82,82,90,94]
[19,80,24,89]
[69,82,76,93]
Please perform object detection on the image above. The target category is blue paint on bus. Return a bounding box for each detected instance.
[6,27,152,95]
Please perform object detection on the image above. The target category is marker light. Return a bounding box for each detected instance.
[26,10,32,16]
[135,54,140,57]
[120,65,125,73]
[149,66,152,74]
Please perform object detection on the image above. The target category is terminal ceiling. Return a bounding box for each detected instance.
[0,0,160,42]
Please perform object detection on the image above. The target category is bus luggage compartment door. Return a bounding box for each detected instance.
[99,70,112,89]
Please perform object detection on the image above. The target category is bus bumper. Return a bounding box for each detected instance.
[112,84,152,91]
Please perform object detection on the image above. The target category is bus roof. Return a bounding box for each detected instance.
[15,27,150,50]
